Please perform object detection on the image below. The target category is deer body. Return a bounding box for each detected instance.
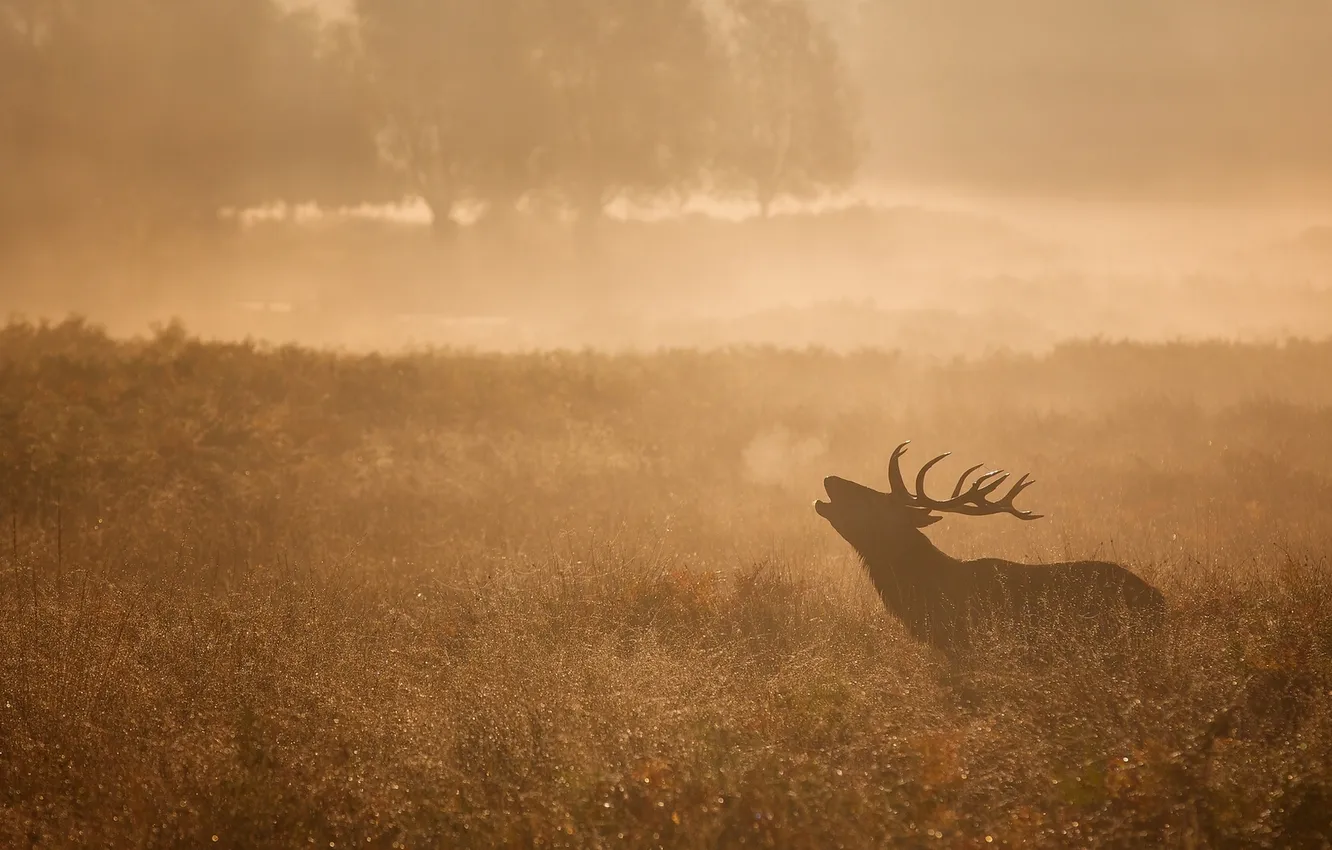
[816,445,1165,656]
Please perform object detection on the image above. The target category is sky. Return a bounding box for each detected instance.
[841,1,1332,206]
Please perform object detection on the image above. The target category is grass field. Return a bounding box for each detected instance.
[2,317,1331,848]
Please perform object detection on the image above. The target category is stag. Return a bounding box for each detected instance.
[815,441,1164,657]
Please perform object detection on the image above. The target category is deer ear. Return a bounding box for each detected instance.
[914,512,944,528]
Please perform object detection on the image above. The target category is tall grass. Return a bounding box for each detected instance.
[1,318,1330,847]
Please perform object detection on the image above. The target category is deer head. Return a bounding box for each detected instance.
[814,440,1043,561]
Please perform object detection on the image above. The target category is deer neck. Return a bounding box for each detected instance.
[857,527,957,607]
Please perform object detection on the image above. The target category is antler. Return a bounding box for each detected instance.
[887,441,913,499]
[888,441,1044,521]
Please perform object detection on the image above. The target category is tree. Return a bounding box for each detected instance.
[346,0,862,237]
[353,0,728,235]
[240,10,390,212]
[0,0,382,248]
[354,0,553,237]
[533,0,726,224]
[0,1,84,247]
[715,0,861,215]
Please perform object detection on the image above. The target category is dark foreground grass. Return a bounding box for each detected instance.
[1,319,1331,847]
[3,557,1330,848]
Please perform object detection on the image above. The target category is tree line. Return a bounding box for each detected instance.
[0,0,860,246]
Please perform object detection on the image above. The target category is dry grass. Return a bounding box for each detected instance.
[1,318,1330,848]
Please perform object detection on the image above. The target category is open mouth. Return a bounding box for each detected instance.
[813,480,834,516]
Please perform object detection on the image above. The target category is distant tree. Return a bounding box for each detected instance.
[0,1,72,246]
[353,0,553,237]
[352,0,732,234]
[344,0,862,238]
[0,0,382,248]
[715,0,861,215]
[243,10,390,212]
[533,0,726,225]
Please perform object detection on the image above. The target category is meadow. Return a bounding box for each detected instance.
[1,317,1330,848]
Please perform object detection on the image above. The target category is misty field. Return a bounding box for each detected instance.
[2,318,1331,848]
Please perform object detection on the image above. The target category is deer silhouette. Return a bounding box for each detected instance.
[815,441,1164,657]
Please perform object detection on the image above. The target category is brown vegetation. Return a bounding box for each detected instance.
[1,319,1331,847]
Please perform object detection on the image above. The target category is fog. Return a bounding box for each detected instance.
[8,5,1332,842]
[850,2,1332,202]
[3,0,1331,352]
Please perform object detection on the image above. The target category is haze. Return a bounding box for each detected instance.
[3,0,1331,350]
[7,3,1332,845]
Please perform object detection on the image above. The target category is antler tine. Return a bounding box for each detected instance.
[992,473,1044,520]
[917,462,997,509]
[887,441,912,499]
[907,451,1045,521]
[973,469,1006,489]
[941,468,1007,505]
[914,453,952,502]
[1000,473,1034,503]
[973,471,1010,499]
[951,463,985,499]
